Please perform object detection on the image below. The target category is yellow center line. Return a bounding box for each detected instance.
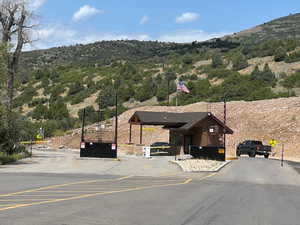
[0,204,18,207]
[33,190,109,193]
[0,199,55,202]
[0,175,132,198]
[7,194,81,197]
[197,173,217,181]
[0,178,193,212]
[34,186,173,191]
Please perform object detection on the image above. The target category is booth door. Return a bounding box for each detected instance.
[184,135,193,154]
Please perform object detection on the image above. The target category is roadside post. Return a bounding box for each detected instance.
[269,139,277,154]
[30,140,33,156]
[281,144,284,167]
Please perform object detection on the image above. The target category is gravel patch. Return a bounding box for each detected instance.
[172,159,229,172]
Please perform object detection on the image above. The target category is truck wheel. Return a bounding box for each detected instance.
[249,152,256,158]
[264,154,269,159]
[236,151,241,157]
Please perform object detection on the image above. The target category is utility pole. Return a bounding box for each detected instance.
[167,79,170,106]
[223,96,227,159]
[81,108,86,142]
[281,144,284,167]
[114,83,118,154]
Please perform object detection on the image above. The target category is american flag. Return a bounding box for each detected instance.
[177,81,190,93]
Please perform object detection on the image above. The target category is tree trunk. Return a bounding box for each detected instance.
[7,63,15,112]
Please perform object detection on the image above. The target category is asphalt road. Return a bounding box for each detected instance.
[0,157,299,225]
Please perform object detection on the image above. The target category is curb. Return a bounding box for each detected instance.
[226,157,238,160]
[169,160,231,173]
[213,161,231,172]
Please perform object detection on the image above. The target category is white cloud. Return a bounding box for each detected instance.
[158,30,229,43]
[25,25,150,50]
[29,0,47,10]
[26,25,78,50]
[176,12,199,24]
[72,33,150,45]
[140,15,149,25]
[73,5,103,22]
[24,22,229,51]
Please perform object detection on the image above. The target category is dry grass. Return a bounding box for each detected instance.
[48,96,300,161]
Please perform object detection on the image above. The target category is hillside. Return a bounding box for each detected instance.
[20,39,238,68]
[10,12,300,138]
[49,97,300,161]
[224,13,300,43]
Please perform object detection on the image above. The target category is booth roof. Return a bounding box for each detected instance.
[128,111,233,134]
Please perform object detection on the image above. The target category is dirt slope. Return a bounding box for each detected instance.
[49,97,300,161]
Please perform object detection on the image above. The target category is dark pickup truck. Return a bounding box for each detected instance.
[236,140,272,158]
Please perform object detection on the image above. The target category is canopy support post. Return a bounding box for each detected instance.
[129,123,132,143]
[140,124,143,145]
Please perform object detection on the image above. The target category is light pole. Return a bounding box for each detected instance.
[81,108,86,142]
[223,94,227,161]
[112,79,118,154]
[167,79,170,106]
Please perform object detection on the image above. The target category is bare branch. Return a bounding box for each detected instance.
[0,0,35,112]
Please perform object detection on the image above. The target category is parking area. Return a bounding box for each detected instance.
[0,149,184,177]
[0,175,193,212]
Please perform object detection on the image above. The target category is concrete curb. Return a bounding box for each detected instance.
[226,157,238,160]
[169,160,231,172]
[213,161,231,172]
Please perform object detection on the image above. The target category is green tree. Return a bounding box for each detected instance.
[48,98,69,120]
[97,87,115,108]
[31,104,48,120]
[135,82,153,102]
[156,80,169,101]
[212,52,223,68]
[69,82,84,95]
[182,55,193,65]
[78,106,98,124]
[232,52,248,70]
[274,47,287,62]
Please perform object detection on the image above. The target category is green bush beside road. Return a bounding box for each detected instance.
[0,151,32,165]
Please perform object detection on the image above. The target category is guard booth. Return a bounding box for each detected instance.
[128,111,234,161]
[80,108,117,158]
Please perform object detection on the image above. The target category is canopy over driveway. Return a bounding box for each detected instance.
[128,111,233,146]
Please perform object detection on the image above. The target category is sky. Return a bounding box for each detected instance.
[27,0,300,50]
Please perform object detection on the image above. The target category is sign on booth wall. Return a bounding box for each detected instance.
[143,146,151,158]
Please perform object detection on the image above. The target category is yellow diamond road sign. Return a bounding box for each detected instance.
[36,134,43,140]
[269,139,277,147]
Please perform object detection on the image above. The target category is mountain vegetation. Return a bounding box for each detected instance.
[7,13,300,138]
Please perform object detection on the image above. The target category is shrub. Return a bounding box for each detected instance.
[251,64,276,86]
[232,52,248,70]
[78,106,99,124]
[285,50,300,63]
[28,98,48,108]
[13,87,37,108]
[274,47,287,62]
[30,104,48,120]
[212,52,223,68]
[0,151,31,165]
[207,69,239,79]
[280,71,300,89]
[68,82,84,96]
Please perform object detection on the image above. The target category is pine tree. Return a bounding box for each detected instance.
[212,52,223,68]
[274,47,287,62]
[232,52,248,70]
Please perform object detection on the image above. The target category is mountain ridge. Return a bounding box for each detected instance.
[12,12,300,138]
